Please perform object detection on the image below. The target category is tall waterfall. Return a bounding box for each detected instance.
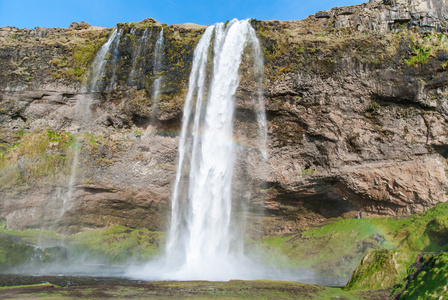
[161,19,268,280]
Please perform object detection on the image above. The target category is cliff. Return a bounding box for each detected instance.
[1,0,448,234]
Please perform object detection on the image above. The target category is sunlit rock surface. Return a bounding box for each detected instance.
[1,0,448,233]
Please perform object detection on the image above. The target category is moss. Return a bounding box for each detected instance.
[50,30,110,82]
[344,249,417,290]
[394,252,448,299]
[364,100,381,120]
[406,47,430,66]
[0,235,36,268]
[254,203,448,281]
[346,133,361,153]
[0,225,163,268]
[301,167,317,175]
[68,225,165,264]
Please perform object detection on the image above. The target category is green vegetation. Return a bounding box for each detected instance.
[0,235,37,268]
[301,167,316,175]
[393,252,448,299]
[405,32,448,67]
[0,130,75,191]
[69,225,164,264]
[0,129,124,193]
[255,202,448,280]
[0,225,164,269]
[0,228,63,268]
[52,30,110,82]
[345,249,417,290]
[2,204,448,297]
[0,280,390,299]
[406,47,430,66]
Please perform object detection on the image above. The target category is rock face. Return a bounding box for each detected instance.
[1,0,448,234]
[314,0,448,32]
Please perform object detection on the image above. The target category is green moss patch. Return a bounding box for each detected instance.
[345,249,417,290]
[254,202,448,280]
[0,235,37,268]
[68,225,164,264]
[0,225,163,269]
[394,252,448,300]
[405,32,448,67]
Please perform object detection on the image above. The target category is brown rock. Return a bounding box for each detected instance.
[69,21,91,30]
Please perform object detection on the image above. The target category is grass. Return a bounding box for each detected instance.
[0,129,125,193]
[0,130,75,191]
[1,25,112,84]
[2,204,448,296]
[405,32,448,67]
[2,201,448,288]
[0,283,58,290]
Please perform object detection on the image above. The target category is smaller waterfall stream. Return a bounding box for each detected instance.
[150,28,164,126]
[61,28,121,216]
[87,28,121,94]
[129,28,150,85]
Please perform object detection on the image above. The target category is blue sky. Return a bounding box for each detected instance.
[0,0,365,29]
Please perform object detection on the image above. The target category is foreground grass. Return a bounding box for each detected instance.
[0,280,390,299]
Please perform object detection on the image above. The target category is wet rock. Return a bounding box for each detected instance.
[438,52,448,61]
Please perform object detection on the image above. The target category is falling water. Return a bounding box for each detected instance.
[105,29,123,92]
[86,28,121,94]
[158,19,268,280]
[129,28,150,85]
[62,28,121,216]
[150,28,164,124]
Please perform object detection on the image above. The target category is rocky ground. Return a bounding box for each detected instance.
[0,279,391,299]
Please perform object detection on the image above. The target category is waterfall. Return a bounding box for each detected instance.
[129,28,150,85]
[161,19,268,280]
[105,29,123,92]
[86,28,121,94]
[62,28,121,216]
[150,28,164,124]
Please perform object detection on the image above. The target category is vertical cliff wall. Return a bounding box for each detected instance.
[1,0,448,234]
